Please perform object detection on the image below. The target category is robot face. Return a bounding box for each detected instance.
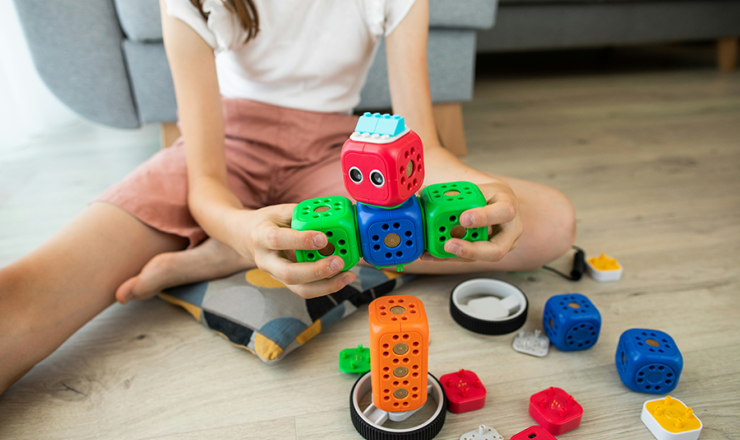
[343,152,389,204]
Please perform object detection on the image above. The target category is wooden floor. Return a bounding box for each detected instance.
[1,55,739,439]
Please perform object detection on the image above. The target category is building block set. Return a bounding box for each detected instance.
[641,396,702,440]
[440,369,487,414]
[293,113,487,271]
[616,329,683,394]
[543,293,601,352]
[528,387,583,435]
[298,114,695,440]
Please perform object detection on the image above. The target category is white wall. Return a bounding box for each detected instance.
[0,0,80,153]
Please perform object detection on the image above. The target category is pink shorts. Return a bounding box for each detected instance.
[96,98,358,248]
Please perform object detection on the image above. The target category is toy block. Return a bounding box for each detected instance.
[511,426,557,440]
[513,329,550,357]
[459,425,503,440]
[528,387,583,435]
[440,369,486,414]
[419,181,488,258]
[341,126,424,208]
[586,253,623,282]
[356,196,424,271]
[616,329,683,394]
[339,345,371,374]
[291,196,361,270]
[641,396,702,440]
[355,112,381,134]
[543,293,601,351]
[368,295,429,413]
[375,114,406,137]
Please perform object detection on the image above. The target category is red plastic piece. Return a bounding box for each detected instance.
[510,426,557,440]
[528,387,583,435]
[439,369,486,414]
[341,130,425,207]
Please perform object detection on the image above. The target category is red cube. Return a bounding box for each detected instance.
[341,130,424,207]
[511,426,557,440]
[439,369,486,414]
[528,387,583,435]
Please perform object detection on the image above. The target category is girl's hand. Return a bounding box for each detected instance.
[421,181,523,263]
[235,204,356,298]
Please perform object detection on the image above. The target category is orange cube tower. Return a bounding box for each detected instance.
[369,295,429,413]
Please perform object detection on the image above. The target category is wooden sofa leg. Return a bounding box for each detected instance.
[161,122,181,149]
[718,37,738,73]
[432,102,468,157]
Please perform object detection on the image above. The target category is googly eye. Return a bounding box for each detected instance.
[370,170,385,187]
[349,167,363,184]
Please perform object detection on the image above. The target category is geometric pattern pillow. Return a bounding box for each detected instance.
[158,266,416,364]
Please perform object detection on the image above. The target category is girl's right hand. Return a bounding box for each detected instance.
[234,204,356,298]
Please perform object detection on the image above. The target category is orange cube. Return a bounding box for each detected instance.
[369,295,429,412]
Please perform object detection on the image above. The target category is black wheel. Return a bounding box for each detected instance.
[450,278,528,335]
[350,372,447,440]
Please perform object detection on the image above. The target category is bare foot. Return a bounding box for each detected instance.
[116,238,255,304]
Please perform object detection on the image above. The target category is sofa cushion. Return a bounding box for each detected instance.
[114,0,497,43]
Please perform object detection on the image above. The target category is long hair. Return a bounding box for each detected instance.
[190,0,260,42]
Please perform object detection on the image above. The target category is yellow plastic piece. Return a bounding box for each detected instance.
[588,253,621,271]
[645,396,701,433]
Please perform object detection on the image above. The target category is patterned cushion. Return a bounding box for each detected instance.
[158,266,416,363]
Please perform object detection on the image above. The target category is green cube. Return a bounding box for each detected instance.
[291,196,361,270]
[420,181,489,258]
[339,345,371,374]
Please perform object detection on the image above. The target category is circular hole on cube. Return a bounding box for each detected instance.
[385,252,392,259]
[439,226,446,233]
[396,251,403,257]
[472,232,479,239]
[307,253,315,259]
[384,233,401,248]
[406,160,414,177]
[438,236,446,242]
[645,338,660,347]
[404,231,412,237]
[326,231,333,237]
[382,224,390,231]
[450,225,467,238]
[406,240,413,246]
[444,190,460,196]
[373,244,381,251]
[393,222,400,229]
[449,215,457,222]
[372,235,380,241]
[340,249,347,255]
[338,239,345,245]
[318,243,335,256]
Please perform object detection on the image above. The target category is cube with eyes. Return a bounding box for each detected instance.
[356,196,425,270]
[342,113,425,208]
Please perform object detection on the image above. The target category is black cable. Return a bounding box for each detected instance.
[543,246,585,281]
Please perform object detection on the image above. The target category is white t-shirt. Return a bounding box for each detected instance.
[164,0,415,114]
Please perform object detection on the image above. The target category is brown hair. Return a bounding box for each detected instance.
[190,0,260,42]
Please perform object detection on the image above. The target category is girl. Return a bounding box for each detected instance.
[0,0,575,394]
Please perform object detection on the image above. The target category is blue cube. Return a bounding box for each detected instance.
[356,196,424,270]
[616,329,683,394]
[543,293,601,351]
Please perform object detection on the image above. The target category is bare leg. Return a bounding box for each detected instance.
[0,203,187,394]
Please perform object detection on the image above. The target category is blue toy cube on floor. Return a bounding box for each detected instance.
[616,329,683,394]
[356,196,424,270]
[543,293,601,351]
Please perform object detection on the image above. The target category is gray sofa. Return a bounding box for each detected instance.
[14,0,497,155]
[478,0,740,68]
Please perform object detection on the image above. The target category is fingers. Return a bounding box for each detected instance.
[253,222,327,251]
[287,271,357,299]
[259,252,347,286]
[444,222,521,262]
[460,196,517,229]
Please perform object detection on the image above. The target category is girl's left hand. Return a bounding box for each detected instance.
[421,181,523,263]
